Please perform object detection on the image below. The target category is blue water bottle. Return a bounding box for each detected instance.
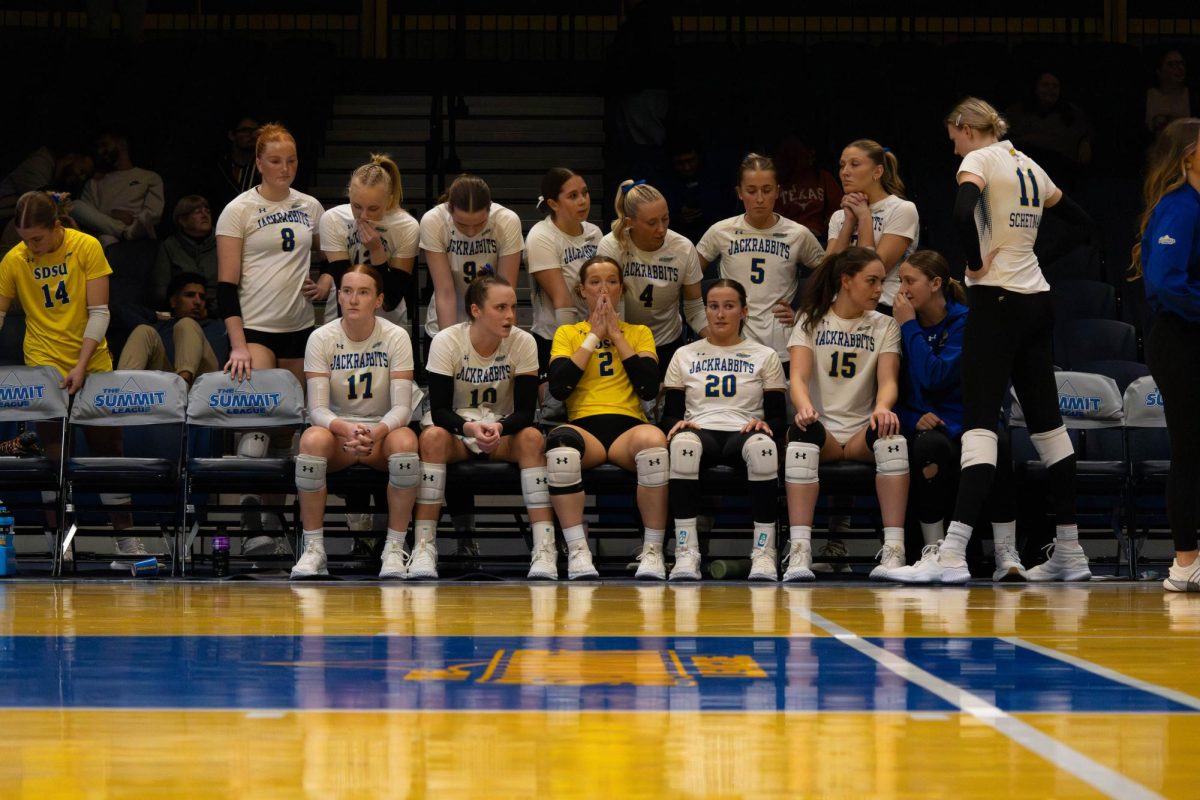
[0,504,15,577]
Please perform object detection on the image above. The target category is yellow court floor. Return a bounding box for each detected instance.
[1,581,1198,798]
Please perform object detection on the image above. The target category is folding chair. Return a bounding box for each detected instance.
[183,369,305,576]
[1010,370,1130,574]
[62,369,188,575]
[1124,375,1169,576]
[0,366,69,572]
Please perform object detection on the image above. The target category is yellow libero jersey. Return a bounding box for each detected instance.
[551,320,655,422]
[0,228,112,375]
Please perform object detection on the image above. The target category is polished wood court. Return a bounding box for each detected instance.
[0,581,1196,798]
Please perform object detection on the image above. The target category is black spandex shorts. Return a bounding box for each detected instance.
[571,413,643,451]
[244,327,314,360]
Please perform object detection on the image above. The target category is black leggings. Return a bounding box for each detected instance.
[1146,311,1200,551]
[670,428,777,524]
[910,427,1014,526]
[953,286,1075,527]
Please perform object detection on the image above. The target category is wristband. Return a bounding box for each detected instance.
[581,333,601,352]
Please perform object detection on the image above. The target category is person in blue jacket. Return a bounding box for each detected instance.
[891,250,1025,581]
[1134,117,1200,593]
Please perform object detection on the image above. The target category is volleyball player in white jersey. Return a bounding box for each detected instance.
[825,140,919,311]
[526,167,602,379]
[596,180,705,376]
[696,153,825,367]
[888,98,1095,584]
[662,279,787,581]
[319,153,418,327]
[290,265,419,579]
[420,174,523,338]
[216,123,326,554]
[411,274,553,579]
[782,246,909,581]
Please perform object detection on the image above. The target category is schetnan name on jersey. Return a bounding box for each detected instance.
[256,208,313,229]
[1009,212,1041,229]
[727,237,791,258]
[329,350,390,371]
[813,328,877,352]
[688,354,758,375]
[624,260,679,282]
[456,363,512,384]
[448,238,497,256]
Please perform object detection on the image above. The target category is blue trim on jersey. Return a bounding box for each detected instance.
[1143,183,1200,321]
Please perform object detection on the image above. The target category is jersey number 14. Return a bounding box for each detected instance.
[40,280,70,309]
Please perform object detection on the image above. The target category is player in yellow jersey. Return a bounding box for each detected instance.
[0,191,142,555]
[546,255,669,579]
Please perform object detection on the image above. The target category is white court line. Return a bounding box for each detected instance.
[796,608,1163,800]
[1002,636,1200,712]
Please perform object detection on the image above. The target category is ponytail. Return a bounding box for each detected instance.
[348,153,403,209]
[797,246,881,334]
[847,139,906,199]
[612,179,665,245]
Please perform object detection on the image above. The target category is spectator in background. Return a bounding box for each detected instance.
[208,114,261,211]
[661,138,730,245]
[117,272,225,387]
[151,195,217,314]
[0,145,93,249]
[73,132,164,246]
[1147,50,1191,137]
[774,135,843,242]
[1006,71,1092,185]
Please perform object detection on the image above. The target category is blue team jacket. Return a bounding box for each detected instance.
[898,300,968,438]
[1143,183,1200,321]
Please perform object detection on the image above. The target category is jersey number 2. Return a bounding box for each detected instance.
[347,372,373,400]
[40,280,70,309]
[597,351,615,376]
[1016,169,1040,207]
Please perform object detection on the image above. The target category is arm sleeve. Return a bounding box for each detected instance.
[497,374,539,435]
[306,376,337,429]
[623,355,660,401]
[900,317,963,393]
[683,295,707,335]
[1046,193,1095,238]
[379,378,413,432]
[428,372,468,434]
[952,182,984,270]
[763,390,787,436]
[659,388,685,432]
[548,357,585,401]
[320,257,350,284]
[382,266,412,312]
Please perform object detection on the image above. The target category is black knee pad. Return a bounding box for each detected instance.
[912,430,954,467]
[786,421,826,447]
[546,425,586,455]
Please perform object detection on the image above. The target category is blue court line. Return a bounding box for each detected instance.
[0,635,1191,714]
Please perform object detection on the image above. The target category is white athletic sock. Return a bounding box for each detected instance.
[675,518,698,551]
[302,528,324,549]
[531,521,555,549]
[414,519,437,544]
[386,528,405,545]
[942,521,972,557]
[562,524,587,544]
[992,520,1017,551]
[920,521,944,546]
[753,523,775,551]
[1056,524,1081,546]
[883,526,904,546]
[789,525,812,544]
[643,528,665,548]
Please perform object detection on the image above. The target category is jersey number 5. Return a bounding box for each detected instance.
[750,257,765,285]
[40,280,70,309]
[347,372,373,400]
[828,352,856,378]
[1016,169,1040,207]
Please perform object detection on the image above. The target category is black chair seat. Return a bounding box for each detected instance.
[326,464,388,492]
[1019,460,1128,479]
[0,456,59,485]
[68,457,179,487]
[583,464,635,489]
[188,456,293,481]
[449,460,523,492]
[817,461,876,492]
[1133,461,1170,480]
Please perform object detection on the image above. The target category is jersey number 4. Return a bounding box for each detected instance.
[1016,169,1040,207]
[40,280,70,309]
[347,372,373,400]
[828,352,856,378]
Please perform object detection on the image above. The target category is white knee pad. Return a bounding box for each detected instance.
[389,453,420,489]
[960,428,999,469]
[99,492,131,506]
[1031,425,1074,467]
[521,467,551,510]
[873,435,909,476]
[546,447,583,495]
[742,434,778,482]
[785,442,820,484]
[415,460,444,500]
[295,454,327,492]
[237,431,269,458]
[668,432,703,481]
[636,447,669,488]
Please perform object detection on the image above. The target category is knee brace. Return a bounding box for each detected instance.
[635,447,669,488]
[520,467,551,510]
[546,425,586,455]
[237,431,269,458]
[787,421,827,447]
[295,454,327,492]
[415,460,445,500]
[960,428,999,469]
[1030,425,1074,467]
[872,435,909,476]
[741,433,778,482]
[546,446,582,495]
[668,431,703,481]
[387,452,420,490]
[785,442,820,484]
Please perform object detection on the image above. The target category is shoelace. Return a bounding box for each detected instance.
[1039,542,1057,562]
[637,545,663,565]
[915,542,941,564]
[996,544,1021,565]
[782,541,808,566]
[819,541,848,558]
[874,544,903,563]
[531,542,556,563]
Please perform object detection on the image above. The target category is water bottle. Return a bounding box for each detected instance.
[708,558,749,580]
[212,535,230,578]
[0,505,14,577]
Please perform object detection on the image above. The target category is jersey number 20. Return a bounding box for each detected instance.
[704,374,736,397]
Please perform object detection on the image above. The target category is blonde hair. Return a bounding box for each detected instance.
[845,139,906,199]
[945,97,1009,139]
[611,179,665,243]
[15,191,71,230]
[737,152,776,184]
[349,153,403,209]
[1131,117,1200,280]
[254,122,296,159]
